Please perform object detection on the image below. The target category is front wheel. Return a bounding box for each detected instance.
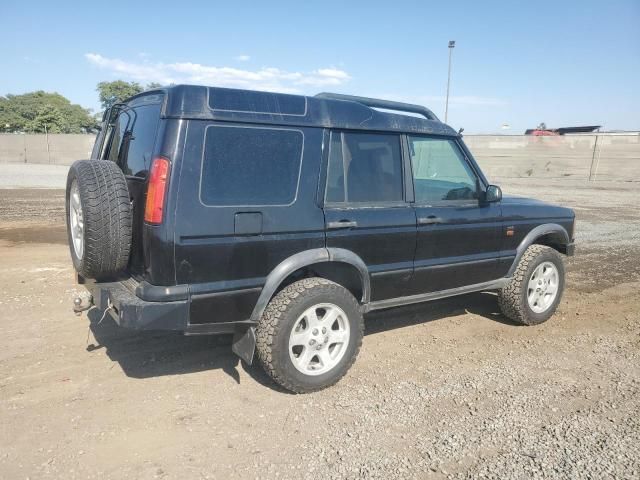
[498,244,565,325]
[255,278,364,393]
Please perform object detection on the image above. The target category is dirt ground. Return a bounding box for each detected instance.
[0,179,639,479]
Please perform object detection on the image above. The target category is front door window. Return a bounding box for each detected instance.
[408,136,478,204]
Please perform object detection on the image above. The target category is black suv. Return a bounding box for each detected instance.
[67,86,575,393]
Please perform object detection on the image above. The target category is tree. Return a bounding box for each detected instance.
[96,80,143,110]
[0,91,97,133]
[25,104,67,133]
[96,80,164,110]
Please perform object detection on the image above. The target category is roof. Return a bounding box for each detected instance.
[128,85,457,137]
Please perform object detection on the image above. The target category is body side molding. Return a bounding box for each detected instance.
[364,278,509,312]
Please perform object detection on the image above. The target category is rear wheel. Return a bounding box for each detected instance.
[256,278,364,393]
[65,160,132,280]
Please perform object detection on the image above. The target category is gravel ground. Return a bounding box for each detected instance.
[0,179,638,479]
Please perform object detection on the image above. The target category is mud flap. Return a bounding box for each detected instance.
[232,327,256,365]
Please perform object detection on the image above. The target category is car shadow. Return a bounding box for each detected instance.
[364,291,518,335]
[85,291,517,391]
[86,308,281,391]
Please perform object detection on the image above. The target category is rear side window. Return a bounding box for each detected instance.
[200,125,303,206]
[325,131,403,204]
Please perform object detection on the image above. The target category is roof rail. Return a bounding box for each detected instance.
[315,92,439,121]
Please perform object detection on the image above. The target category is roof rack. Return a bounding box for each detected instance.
[315,92,439,121]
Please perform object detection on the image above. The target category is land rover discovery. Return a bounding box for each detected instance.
[67,86,575,393]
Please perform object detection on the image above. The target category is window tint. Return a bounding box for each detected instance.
[201,126,303,206]
[325,132,403,204]
[97,124,113,159]
[409,136,478,203]
[124,104,161,176]
[105,112,128,162]
[325,133,345,202]
[209,88,306,115]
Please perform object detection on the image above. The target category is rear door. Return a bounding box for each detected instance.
[323,130,416,301]
[408,135,502,294]
[174,122,325,324]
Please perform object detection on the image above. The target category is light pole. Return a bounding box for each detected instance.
[444,40,455,124]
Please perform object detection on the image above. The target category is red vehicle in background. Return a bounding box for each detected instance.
[525,123,600,136]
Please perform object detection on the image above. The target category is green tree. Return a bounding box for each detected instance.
[96,80,143,110]
[0,91,96,133]
[96,80,164,110]
[25,104,67,133]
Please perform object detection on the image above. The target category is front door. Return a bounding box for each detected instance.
[408,135,502,294]
[323,131,416,301]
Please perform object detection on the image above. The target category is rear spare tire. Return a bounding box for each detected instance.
[66,160,132,280]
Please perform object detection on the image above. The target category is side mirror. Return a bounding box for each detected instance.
[484,184,502,203]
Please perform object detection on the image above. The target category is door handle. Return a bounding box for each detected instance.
[418,216,442,225]
[327,220,358,229]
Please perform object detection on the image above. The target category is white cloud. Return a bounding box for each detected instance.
[296,68,352,86]
[234,55,251,62]
[85,53,351,93]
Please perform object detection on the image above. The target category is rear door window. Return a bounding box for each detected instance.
[200,125,303,206]
[123,104,161,177]
[105,112,128,162]
[101,102,161,177]
[325,131,404,204]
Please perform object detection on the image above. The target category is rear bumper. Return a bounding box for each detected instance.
[88,278,189,331]
[82,276,255,335]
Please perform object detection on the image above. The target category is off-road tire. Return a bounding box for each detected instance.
[255,278,364,393]
[498,244,565,325]
[65,160,132,280]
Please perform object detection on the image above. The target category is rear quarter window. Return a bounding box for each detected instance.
[200,125,304,206]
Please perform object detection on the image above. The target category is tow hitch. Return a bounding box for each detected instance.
[73,293,93,316]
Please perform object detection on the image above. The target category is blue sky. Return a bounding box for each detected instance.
[2,0,638,133]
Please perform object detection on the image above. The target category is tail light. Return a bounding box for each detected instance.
[144,157,170,224]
